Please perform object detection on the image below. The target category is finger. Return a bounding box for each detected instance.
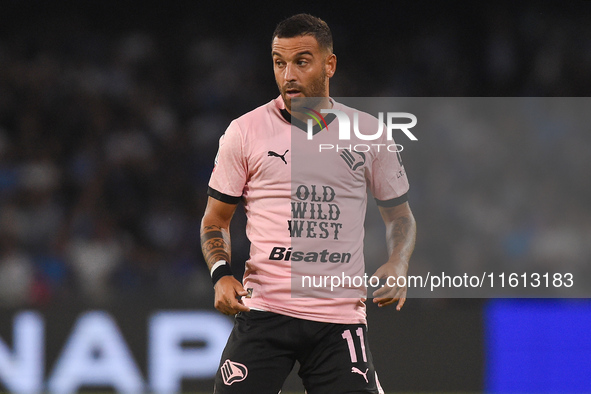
[233,289,249,308]
[372,284,397,298]
[396,296,406,311]
[218,297,250,315]
[228,289,250,312]
[396,287,408,310]
[235,287,248,297]
[372,278,401,297]
[232,302,250,313]
[375,286,406,307]
[216,292,242,313]
[222,302,250,315]
[374,297,395,307]
[370,267,386,279]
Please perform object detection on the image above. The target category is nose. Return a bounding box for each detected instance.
[284,63,296,82]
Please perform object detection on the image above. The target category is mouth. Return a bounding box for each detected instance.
[285,88,302,98]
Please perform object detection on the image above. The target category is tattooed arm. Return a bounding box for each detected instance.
[371,201,416,310]
[201,196,250,315]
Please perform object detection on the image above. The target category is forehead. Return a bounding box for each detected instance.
[271,35,321,57]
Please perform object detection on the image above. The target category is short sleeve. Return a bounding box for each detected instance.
[207,121,247,204]
[366,137,410,206]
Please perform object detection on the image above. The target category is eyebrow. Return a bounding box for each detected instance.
[271,50,314,58]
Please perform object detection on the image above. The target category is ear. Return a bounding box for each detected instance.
[325,53,337,78]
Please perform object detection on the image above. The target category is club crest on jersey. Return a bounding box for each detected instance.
[340,150,365,171]
[221,359,248,385]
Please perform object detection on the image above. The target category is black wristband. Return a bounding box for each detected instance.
[211,262,234,286]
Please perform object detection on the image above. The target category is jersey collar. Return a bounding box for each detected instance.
[275,96,337,136]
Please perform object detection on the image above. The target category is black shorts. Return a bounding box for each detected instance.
[214,310,384,394]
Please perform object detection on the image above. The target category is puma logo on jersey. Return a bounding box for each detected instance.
[268,149,289,164]
[351,367,369,383]
[221,359,248,385]
[340,150,365,171]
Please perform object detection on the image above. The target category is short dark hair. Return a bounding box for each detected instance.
[272,14,333,53]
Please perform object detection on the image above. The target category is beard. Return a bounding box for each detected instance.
[278,68,327,112]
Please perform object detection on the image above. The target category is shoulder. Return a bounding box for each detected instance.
[232,98,284,132]
[332,100,379,125]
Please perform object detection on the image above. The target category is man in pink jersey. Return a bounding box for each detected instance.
[201,14,416,394]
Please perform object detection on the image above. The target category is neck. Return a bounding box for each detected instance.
[289,96,332,124]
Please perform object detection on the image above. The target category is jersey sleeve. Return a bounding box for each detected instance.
[366,138,410,207]
[207,121,247,204]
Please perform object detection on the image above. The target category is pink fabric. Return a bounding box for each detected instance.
[209,97,409,324]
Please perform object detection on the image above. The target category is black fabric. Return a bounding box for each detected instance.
[375,192,408,207]
[280,108,337,136]
[208,186,242,204]
[214,310,381,394]
[211,263,234,287]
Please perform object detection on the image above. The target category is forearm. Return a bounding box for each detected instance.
[373,202,416,308]
[381,203,416,265]
[386,215,415,263]
[200,197,238,270]
[200,198,248,314]
[200,222,232,271]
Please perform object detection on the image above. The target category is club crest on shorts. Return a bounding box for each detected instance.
[221,359,248,385]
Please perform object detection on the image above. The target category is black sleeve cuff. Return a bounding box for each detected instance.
[375,192,408,207]
[207,186,242,204]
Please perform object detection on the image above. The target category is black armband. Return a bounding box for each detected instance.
[211,260,233,286]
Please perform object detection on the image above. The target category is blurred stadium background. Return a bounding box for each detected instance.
[0,0,590,392]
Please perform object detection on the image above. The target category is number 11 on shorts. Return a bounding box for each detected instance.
[342,328,367,363]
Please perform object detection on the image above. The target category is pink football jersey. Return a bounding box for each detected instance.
[208,96,409,324]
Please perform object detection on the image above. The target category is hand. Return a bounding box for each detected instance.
[214,276,251,315]
[371,260,408,310]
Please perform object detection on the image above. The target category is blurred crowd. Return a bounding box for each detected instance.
[0,3,590,306]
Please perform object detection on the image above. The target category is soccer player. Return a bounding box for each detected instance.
[201,14,416,394]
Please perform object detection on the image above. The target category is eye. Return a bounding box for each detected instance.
[297,59,308,66]
[275,59,285,67]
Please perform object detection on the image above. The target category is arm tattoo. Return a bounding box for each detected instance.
[200,225,231,270]
[393,216,411,242]
[386,214,416,260]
